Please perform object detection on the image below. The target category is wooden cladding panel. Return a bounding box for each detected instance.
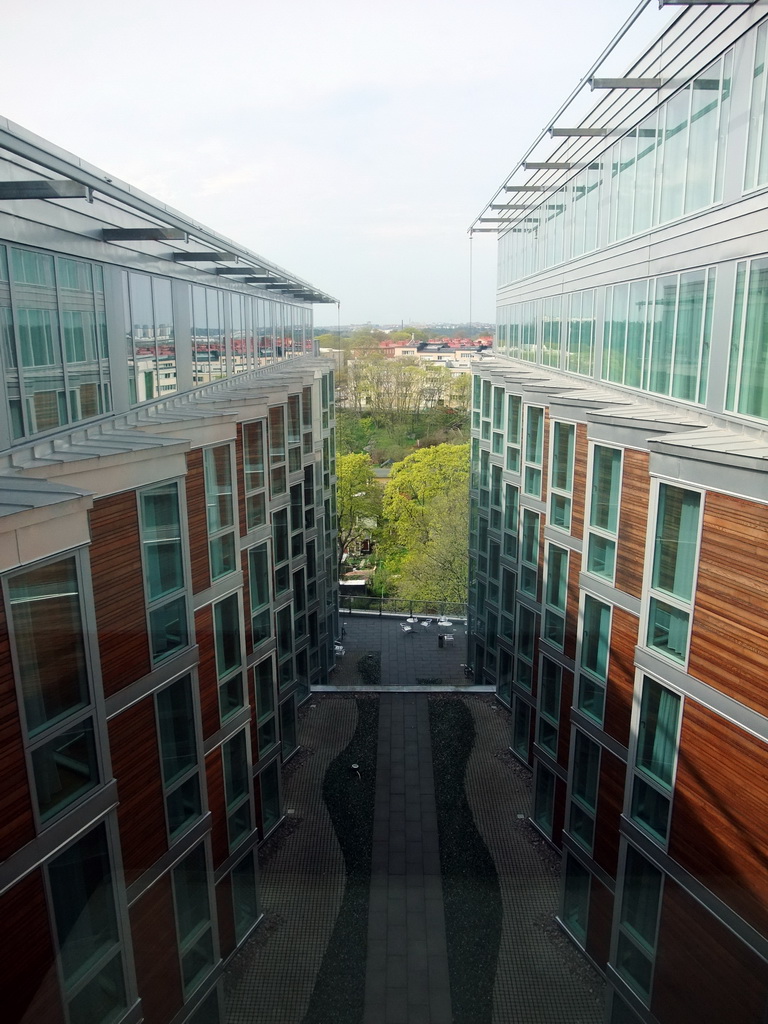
[185,449,210,595]
[129,874,183,1024]
[216,874,236,960]
[604,606,637,749]
[669,702,768,937]
[1,869,65,1024]
[195,605,220,741]
[90,491,151,695]
[653,876,768,1024]
[564,557,580,662]
[0,599,35,861]
[570,424,588,540]
[586,873,613,970]
[205,747,229,871]
[689,492,768,717]
[108,698,167,882]
[593,747,625,880]
[615,448,649,600]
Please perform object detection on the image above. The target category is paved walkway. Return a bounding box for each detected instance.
[224,694,604,1024]
[364,694,451,1024]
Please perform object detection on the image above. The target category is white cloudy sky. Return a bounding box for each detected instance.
[2,0,668,325]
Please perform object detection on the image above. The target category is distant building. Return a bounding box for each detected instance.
[469,4,768,1023]
[0,119,338,1024]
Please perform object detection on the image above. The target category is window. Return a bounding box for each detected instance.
[223,729,252,850]
[232,852,259,943]
[242,420,267,530]
[516,604,537,691]
[562,854,591,945]
[537,657,561,756]
[511,696,532,762]
[533,764,555,837]
[586,446,622,582]
[268,405,287,497]
[254,658,278,758]
[506,394,521,472]
[646,485,701,663]
[566,291,595,376]
[126,272,176,403]
[7,555,101,821]
[543,545,568,649]
[272,508,290,595]
[520,508,539,597]
[248,543,271,648]
[578,595,611,723]
[727,258,768,421]
[569,730,600,852]
[523,406,544,498]
[156,675,202,839]
[173,844,215,996]
[630,678,681,843]
[615,846,663,1002]
[503,483,519,559]
[275,605,294,689]
[259,760,281,835]
[549,422,575,530]
[214,593,244,720]
[280,697,298,757]
[204,445,237,581]
[140,482,189,663]
[48,824,127,1024]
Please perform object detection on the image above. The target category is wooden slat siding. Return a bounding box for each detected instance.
[669,702,768,937]
[236,423,247,538]
[615,448,649,600]
[593,747,625,880]
[108,698,167,882]
[585,874,613,970]
[90,491,151,695]
[1,870,65,1024]
[205,748,229,870]
[570,424,588,540]
[688,492,768,716]
[195,605,220,741]
[653,876,768,1024]
[129,874,183,1024]
[604,606,637,749]
[216,874,236,960]
[557,667,574,769]
[564,555,580,661]
[0,599,35,861]
[185,449,210,595]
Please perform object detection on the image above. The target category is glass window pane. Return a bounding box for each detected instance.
[32,718,99,820]
[8,557,89,734]
[590,447,621,533]
[149,595,188,662]
[204,446,234,533]
[49,825,120,985]
[167,776,202,838]
[214,594,242,678]
[635,679,681,788]
[157,676,197,785]
[563,855,590,943]
[581,596,610,679]
[141,484,184,601]
[232,854,259,942]
[651,486,700,601]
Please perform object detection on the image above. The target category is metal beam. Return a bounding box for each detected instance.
[243,276,274,283]
[659,1,751,6]
[0,179,91,200]
[590,77,662,89]
[102,227,186,241]
[213,266,260,275]
[171,251,238,262]
[549,127,609,137]
[502,184,548,192]
[522,162,574,170]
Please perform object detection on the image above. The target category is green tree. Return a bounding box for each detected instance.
[383,443,470,547]
[336,452,381,577]
[394,489,469,605]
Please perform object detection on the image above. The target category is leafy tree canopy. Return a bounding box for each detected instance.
[383,443,470,548]
[336,452,381,575]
